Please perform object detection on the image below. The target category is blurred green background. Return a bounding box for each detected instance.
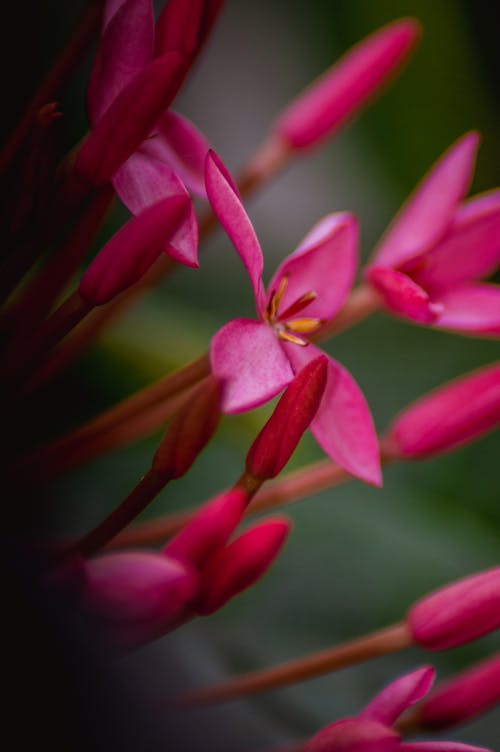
[8,0,499,749]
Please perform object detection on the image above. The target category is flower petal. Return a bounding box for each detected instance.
[305,718,400,752]
[399,742,492,752]
[406,191,500,293]
[148,110,210,196]
[434,283,500,336]
[205,151,264,309]
[210,319,294,413]
[369,132,479,270]
[285,343,381,486]
[88,0,155,123]
[266,213,358,323]
[360,666,435,725]
[367,267,443,324]
[113,150,198,266]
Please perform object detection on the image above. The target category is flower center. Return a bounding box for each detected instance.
[264,276,322,346]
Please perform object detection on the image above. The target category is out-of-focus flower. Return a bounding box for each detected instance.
[382,362,500,459]
[366,133,500,335]
[306,666,491,752]
[206,150,380,486]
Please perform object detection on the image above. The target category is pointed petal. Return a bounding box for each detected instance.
[369,133,480,270]
[360,666,435,725]
[434,283,500,336]
[211,319,294,413]
[407,190,500,292]
[113,150,198,266]
[399,743,492,752]
[205,150,264,307]
[88,0,155,123]
[148,110,210,196]
[367,267,442,324]
[274,18,420,150]
[154,0,203,57]
[285,344,381,486]
[267,213,358,323]
[305,718,400,752]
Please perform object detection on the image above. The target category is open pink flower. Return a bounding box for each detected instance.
[205,151,380,486]
[306,666,491,752]
[366,132,500,336]
[84,0,218,266]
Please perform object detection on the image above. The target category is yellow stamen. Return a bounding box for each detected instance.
[277,330,308,346]
[267,276,288,320]
[285,318,322,334]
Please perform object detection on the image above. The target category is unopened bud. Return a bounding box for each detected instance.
[152,376,221,480]
[154,0,224,65]
[273,19,420,151]
[305,718,399,752]
[79,194,192,305]
[419,653,500,730]
[407,567,500,651]
[383,363,500,460]
[246,356,328,480]
[194,517,291,615]
[76,52,186,184]
[163,487,248,567]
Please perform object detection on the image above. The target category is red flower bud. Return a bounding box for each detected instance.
[407,567,500,650]
[246,355,328,480]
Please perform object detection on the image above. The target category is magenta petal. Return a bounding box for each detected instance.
[367,267,443,323]
[205,151,264,308]
[88,0,155,123]
[407,190,500,293]
[399,744,492,752]
[210,319,294,413]
[285,343,381,486]
[266,213,358,323]
[434,283,500,336]
[148,110,210,196]
[113,154,198,267]
[274,18,420,150]
[305,718,400,752]
[360,666,435,726]
[369,133,480,270]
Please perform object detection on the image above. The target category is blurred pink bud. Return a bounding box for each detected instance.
[84,551,198,645]
[273,18,420,150]
[194,517,292,614]
[383,363,500,459]
[163,487,249,568]
[76,52,186,184]
[407,567,500,650]
[246,355,328,480]
[79,194,192,305]
[306,718,399,752]
[152,378,220,480]
[154,0,224,64]
[419,653,500,730]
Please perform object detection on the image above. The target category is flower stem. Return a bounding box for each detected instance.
[314,284,382,342]
[181,622,412,705]
[0,0,103,175]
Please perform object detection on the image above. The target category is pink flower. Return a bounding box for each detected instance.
[79,0,218,266]
[407,566,500,651]
[205,150,381,486]
[366,133,500,336]
[382,362,500,459]
[306,666,491,752]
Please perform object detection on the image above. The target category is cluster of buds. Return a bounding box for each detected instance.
[1,1,498,750]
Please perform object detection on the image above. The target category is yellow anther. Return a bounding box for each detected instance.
[285,318,322,334]
[277,330,308,346]
[267,276,289,320]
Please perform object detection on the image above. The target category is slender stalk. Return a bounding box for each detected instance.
[314,284,382,341]
[14,356,209,479]
[0,0,103,175]
[181,622,412,705]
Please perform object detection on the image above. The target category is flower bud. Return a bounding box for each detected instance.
[407,567,500,651]
[79,194,192,305]
[154,0,224,63]
[194,517,291,614]
[76,52,186,184]
[163,487,248,567]
[246,356,328,480]
[383,363,500,459]
[419,654,500,730]
[152,376,221,480]
[273,19,420,151]
[84,551,198,645]
[305,718,400,752]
